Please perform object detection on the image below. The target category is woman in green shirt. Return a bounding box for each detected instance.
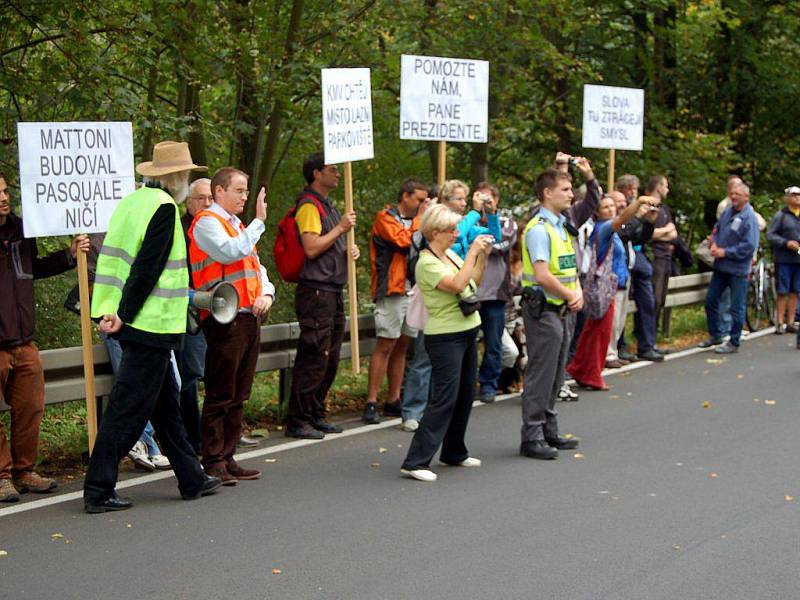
[401,204,492,482]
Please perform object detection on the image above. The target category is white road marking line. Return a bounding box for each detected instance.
[0,326,775,519]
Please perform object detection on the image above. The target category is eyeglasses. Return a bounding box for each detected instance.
[190,194,213,201]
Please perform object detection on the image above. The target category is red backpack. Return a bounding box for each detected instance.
[273,194,326,283]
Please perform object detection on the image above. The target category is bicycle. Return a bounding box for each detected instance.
[746,246,775,332]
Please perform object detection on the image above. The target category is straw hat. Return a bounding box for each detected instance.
[136,141,207,177]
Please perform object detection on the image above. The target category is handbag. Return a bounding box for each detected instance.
[405,284,428,330]
[457,281,481,316]
[582,237,617,321]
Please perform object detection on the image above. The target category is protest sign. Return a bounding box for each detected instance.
[321,68,374,165]
[400,54,489,144]
[582,85,645,151]
[17,121,134,238]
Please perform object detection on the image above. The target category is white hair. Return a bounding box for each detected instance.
[188,177,211,196]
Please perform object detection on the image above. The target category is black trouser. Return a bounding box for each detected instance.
[402,327,478,469]
[287,285,346,428]
[652,256,672,323]
[84,342,205,503]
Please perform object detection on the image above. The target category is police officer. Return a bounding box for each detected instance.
[519,169,583,459]
[84,141,221,512]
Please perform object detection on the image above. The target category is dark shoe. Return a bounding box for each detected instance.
[618,349,636,362]
[654,346,670,355]
[14,471,58,493]
[362,403,381,424]
[382,400,402,417]
[697,337,724,348]
[182,475,223,500]
[205,466,238,486]
[478,393,496,403]
[545,435,580,450]
[519,440,558,460]
[226,461,261,480]
[714,341,739,354]
[576,380,609,391]
[85,493,133,514]
[312,419,343,434]
[605,359,625,369]
[637,350,664,362]
[285,424,324,440]
[786,324,797,334]
[237,435,260,448]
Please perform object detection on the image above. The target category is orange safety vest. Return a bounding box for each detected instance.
[188,210,262,316]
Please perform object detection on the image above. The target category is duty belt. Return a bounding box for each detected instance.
[542,302,569,318]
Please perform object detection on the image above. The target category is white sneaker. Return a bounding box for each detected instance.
[127,441,155,471]
[439,457,482,467]
[149,454,171,470]
[402,419,419,432]
[400,468,437,482]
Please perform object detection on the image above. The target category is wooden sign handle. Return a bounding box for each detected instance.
[607,148,616,194]
[437,141,447,187]
[77,250,98,453]
[343,162,360,374]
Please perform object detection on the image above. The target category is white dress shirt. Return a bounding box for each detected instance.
[192,202,275,299]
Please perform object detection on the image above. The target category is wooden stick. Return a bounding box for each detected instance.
[437,140,447,187]
[77,250,98,453]
[343,161,360,374]
[607,148,616,193]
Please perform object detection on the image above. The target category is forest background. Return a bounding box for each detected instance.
[1,0,799,349]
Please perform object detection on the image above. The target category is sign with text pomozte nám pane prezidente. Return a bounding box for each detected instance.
[321,68,374,165]
[582,85,645,151]
[399,54,489,144]
[17,121,135,238]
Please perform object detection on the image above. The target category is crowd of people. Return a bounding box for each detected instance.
[0,140,795,506]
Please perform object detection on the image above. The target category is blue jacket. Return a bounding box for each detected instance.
[452,210,501,259]
[712,203,759,277]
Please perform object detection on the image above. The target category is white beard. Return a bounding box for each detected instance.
[160,172,190,204]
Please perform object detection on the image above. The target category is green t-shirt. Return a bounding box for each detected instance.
[415,248,481,335]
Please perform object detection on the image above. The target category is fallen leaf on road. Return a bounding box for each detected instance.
[648,493,657,497]
[785,495,795,502]
[564,433,574,439]
[573,453,585,459]
[710,473,718,479]
[702,369,710,375]
[272,568,282,575]
[753,398,761,403]
[609,395,620,399]
[0,550,7,556]
[672,544,681,550]
[275,426,284,431]
[626,392,633,397]
[675,462,683,466]
[64,540,72,544]
[764,400,777,405]
[379,448,388,454]
[706,358,725,365]
[598,490,609,494]
[264,458,277,463]
[370,462,381,468]
[51,533,63,539]
[702,401,712,408]
[611,496,621,501]
[126,523,132,528]
[736,374,744,379]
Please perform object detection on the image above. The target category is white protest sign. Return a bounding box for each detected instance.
[17,122,135,237]
[582,85,644,151]
[321,68,374,165]
[400,54,489,143]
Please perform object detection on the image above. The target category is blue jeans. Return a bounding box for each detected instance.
[402,332,431,422]
[176,331,206,454]
[718,287,732,336]
[478,300,506,396]
[706,270,748,346]
[101,333,161,457]
[631,251,657,353]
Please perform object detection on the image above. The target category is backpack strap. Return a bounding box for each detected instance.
[296,193,326,218]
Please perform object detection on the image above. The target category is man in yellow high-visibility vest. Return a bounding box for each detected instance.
[84,141,222,513]
[519,169,584,460]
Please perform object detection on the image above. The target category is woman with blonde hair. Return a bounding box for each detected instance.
[438,179,501,259]
[401,204,492,482]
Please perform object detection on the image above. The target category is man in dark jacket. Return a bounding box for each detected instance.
[0,174,89,503]
[766,186,800,336]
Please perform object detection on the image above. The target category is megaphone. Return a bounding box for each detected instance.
[189,281,240,326]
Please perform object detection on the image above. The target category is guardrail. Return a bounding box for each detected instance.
[1,272,713,414]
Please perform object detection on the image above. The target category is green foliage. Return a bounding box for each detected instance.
[1,0,798,348]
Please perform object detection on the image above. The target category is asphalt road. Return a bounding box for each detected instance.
[1,333,798,600]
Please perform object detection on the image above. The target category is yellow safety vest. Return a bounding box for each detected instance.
[91,186,189,334]
[521,214,577,305]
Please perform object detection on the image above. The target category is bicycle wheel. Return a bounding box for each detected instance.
[746,278,760,332]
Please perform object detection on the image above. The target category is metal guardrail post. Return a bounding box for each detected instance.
[279,367,293,420]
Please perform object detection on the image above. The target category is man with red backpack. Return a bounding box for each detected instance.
[284,152,360,439]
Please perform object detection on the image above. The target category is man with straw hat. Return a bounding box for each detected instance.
[83,141,222,513]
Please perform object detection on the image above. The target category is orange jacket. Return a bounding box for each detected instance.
[370,206,419,301]
[188,211,262,317]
